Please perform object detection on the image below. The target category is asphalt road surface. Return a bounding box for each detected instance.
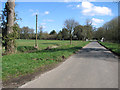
[20,42,118,88]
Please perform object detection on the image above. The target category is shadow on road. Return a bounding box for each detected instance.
[76,47,118,62]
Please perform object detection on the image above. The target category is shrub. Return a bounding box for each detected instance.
[17,46,37,52]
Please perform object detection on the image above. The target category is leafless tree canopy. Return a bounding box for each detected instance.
[64,19,79,32]
[86,19,92,26]
[39,25,43,32]
[64,19,79,44]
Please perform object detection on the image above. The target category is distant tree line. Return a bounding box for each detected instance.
[15,25,93,41]
[93,16,119,43]
[2,15,119,43]
[15,19,94,43]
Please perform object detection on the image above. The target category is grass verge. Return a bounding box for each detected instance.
[99,42,120,56]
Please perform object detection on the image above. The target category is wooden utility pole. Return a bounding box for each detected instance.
[35,14,38,48]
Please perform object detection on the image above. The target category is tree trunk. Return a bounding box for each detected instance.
[70,30,72,44]
[70,38,72,44]
[5,0,15,54]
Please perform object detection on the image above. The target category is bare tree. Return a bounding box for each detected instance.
[84,19,93,40]
[64,19,79,44]
[39,25,43,39]
[5,0,15,54]
[39,26,43,31]
[86,19,92,26]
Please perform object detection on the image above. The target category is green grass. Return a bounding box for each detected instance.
[99,42,120,55]
[2,40,89,81]
[16,39,73,50]
[2,40,83,53]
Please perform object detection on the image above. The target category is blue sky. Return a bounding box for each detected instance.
[1,1,118,33]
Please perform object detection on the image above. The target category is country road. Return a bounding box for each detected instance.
[20,42,118,88]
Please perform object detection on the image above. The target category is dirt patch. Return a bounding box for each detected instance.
[51,46,58,48]
[45,45,59,50]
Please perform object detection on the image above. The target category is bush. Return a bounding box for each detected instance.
[17,46,37,52]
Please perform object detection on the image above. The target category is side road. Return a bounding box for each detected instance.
[20,42,118,88]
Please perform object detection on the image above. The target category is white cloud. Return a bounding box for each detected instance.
[92,18,104,26]
[29,9,39,16]
[29,9,34,12]
[82,1,93,8]
[40,23,46,25]
[93,6,112,15]
[29,9,50,16]
[40,23,46,29]
[64,0,72,2]
[92,18,104,23]
[81,1,112,16]
[76,4,80,8]
[64,0,96,2]
[67,4,74,7]
[41,25,46,29]
[89,0,96,1]
[67,4,79,9]
[32,12,39,16]
[44,11,50,15]
[43,19,54,22]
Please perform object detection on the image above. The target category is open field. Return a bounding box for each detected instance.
[99,42,120,55]
[3,40,85,53]
[16,39,72,50]
[2,40,89,82]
